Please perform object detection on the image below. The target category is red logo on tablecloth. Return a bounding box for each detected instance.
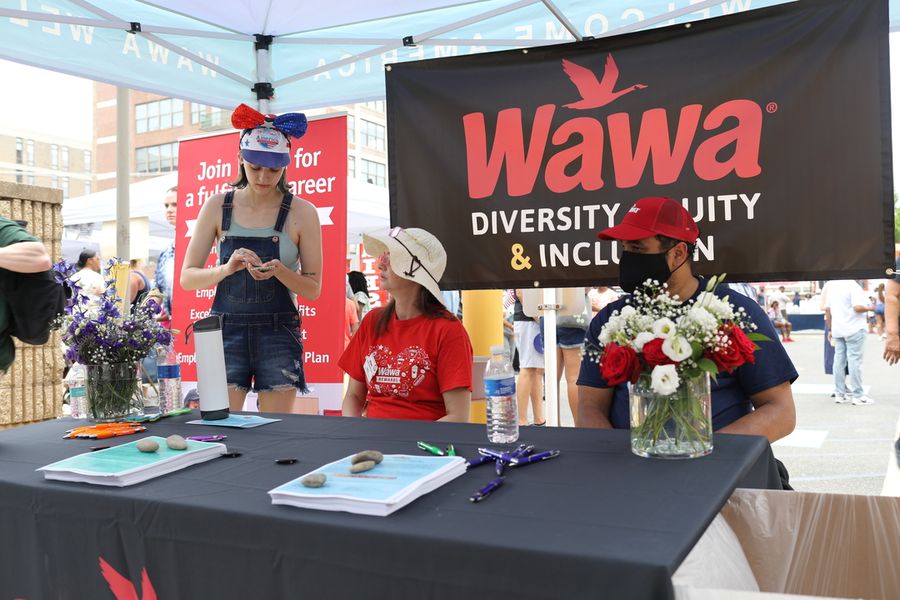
[99,557,157,600]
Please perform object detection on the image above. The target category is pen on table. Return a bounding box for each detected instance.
[187,435,227,442]
[510,449,561,466]
[446,443,456,456]
[469,476,506,502]
[510,444,534,460]
[165,407,193,416]
[467,455,493,468]
[495,458,505,476]
[416,441,446,456]
[477,447,512,463]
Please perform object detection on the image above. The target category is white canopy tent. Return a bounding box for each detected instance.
[4,0,894,257]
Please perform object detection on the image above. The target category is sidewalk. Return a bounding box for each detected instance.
[774,330,900,495]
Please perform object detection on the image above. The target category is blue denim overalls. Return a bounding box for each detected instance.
[211,190,307,393]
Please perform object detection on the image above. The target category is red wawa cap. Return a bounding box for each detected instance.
[597,196,699,243]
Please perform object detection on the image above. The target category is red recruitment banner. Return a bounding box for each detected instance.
[172,116,348,396]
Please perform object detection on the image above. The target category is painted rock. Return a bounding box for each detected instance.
[351,450,384,465]
[301,473,327,488]
[350,460,376,473]
[166,434,188,451]
[136,438,159,453]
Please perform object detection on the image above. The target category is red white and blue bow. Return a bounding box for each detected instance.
[231,103,308,138]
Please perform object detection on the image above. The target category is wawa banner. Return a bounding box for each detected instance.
[172,115,347,404]
[386,0,893,289]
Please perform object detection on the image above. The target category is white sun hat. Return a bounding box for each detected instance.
[362,226,447,307]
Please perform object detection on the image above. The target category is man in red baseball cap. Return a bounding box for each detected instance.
[596,196,699,298]
[576,197,798,469]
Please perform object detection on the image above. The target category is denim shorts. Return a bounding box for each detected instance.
[214,311,308,393]
[556,326,587,349]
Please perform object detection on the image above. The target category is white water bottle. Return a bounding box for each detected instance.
[190,315,229,420]
[65,363,87,419]
[156,341,182,414]
[484,345,518,444]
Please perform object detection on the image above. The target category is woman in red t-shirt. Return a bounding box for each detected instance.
[338,227,473,421]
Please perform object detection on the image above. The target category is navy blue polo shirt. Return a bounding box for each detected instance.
[576,278,798,431]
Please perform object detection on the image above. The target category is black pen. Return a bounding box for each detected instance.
[511,449,561,466]
[469,476,505,502]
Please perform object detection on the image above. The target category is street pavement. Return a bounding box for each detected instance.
[773,330,899,496]
[550,329,899,496]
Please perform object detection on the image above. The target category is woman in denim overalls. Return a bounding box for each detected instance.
[181,105,322,413]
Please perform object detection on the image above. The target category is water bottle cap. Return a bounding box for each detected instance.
[490,345,505,355]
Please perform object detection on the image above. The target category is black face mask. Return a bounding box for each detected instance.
[618,249,674,294]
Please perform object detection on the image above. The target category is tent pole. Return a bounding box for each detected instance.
[115,86,130,260]
[255,35,273,113]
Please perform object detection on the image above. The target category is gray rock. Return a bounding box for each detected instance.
[166,434,188,451]
[301,473,327,488]
[351,450,384,465]
[350,460,376,473]
[136,438,159,453]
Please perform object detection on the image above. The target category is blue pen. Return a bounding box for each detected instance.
[477,447,513,463]
[469,476,506,502]
[511,449,561,466]
[495,458,505,476]
[510,444,534,460]
[467,455,494,468]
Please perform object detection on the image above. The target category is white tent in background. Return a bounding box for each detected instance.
[60,172,389,261]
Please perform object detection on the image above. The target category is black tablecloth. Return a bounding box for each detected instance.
[0,413,780,600]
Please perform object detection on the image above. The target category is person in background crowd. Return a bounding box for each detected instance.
[792,290,801,307]
[769,286,791,320]
[0,217,52,373]
[128,258,150,308]
[141,260,157,285]
[348,270,371,320]
[513,289,545,426]
[549,288,591,424]
[767,300,794,342]
[756,285,767,307]
[727,281,757,302]
[578,197,797,446]
[825,279,875,405]
[344,278,360,350]
[71,248,105,301]
[588,285,619,317]
[882,256,900,365]
[181,104,322,414]
[155,186,178,320]
[339,227,472,422]
[873,283,886,338]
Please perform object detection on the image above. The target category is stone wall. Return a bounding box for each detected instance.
[0,182,64,428]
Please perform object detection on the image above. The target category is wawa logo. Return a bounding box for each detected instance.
[463,53,764,199]
[99,557,158,600]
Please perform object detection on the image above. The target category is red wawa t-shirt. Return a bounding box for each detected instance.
[338,307,473,420]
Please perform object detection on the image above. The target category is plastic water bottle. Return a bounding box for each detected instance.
[484,345,519,444]
[156,341,182,414]
[65,363,87,419]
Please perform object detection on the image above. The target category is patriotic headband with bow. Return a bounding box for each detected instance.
[231,103,308,138]
[232,104,308,168]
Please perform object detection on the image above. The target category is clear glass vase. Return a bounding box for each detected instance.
[85,363,142,422]
[629,372,713,459]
